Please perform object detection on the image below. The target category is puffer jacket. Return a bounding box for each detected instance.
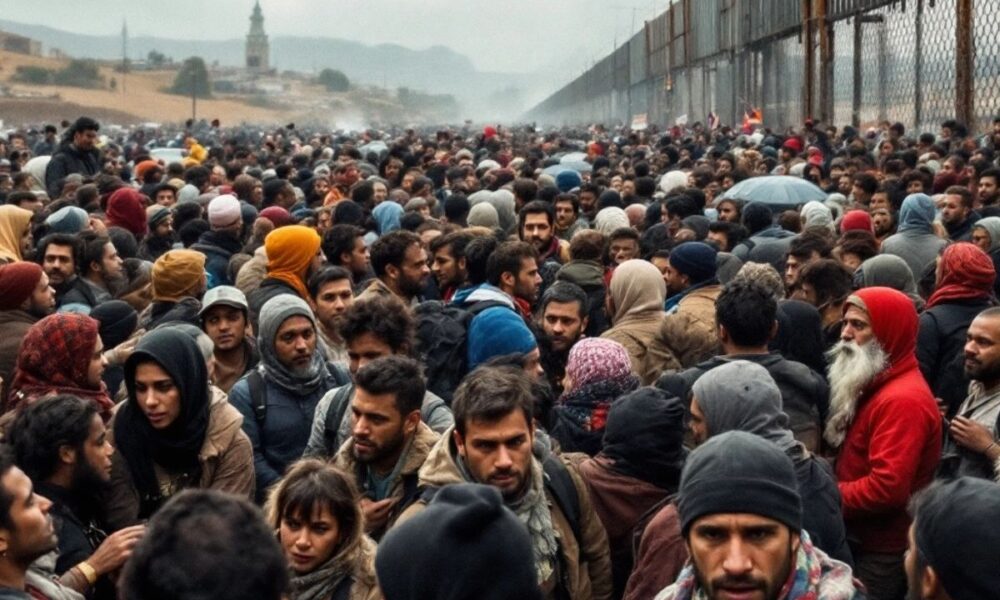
[399,430,613,600]
[647,284,721,384]
[104,388,254,530]
[190,230,244,289]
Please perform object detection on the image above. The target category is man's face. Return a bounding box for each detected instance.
[837,175,853,196]
[42,244,75,286]
[784,253,816,288]
[400,171,415,192]
[312,279,354,331]
[541,300,586,353]
[688,513,799,600]
[76,413,114,486]
[0,467,57,564]
[154,217,174,238]
[964,315,1000,382]
[522,213,553,253]
[841,305,874,346]
[906,178,925,195]
[202,305,247,352]
[622,180,636,199]
[24,272,56,317]
[344,236,369,276]
[689,398,708,445]
[706,230,729,252]
[73,129,97,151]
[941,195,969,225]
[273,316,317,374]
[579,191,597,215]
[609,237,639,266]
[871,208,893,236]
[347,332,394,377]
[979,176,1000,205]
[454,409,534,501]
[509,257,541,301]
[372,182,388,204]
[717,201,740,223]
[252,182,264,205]
[869,192,890,211]
[663,258,690,296]
[351,387,414,470]
[155,189,176,206]
[98,242,123,280]
[554,201,576,229]
[336,165,360,188]
[392,243,430,299]
[431,245,466,290]
[790,282,818,307]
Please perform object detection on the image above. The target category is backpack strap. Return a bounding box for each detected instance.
[247,370,267,426]
[397,473,423,513]
[542,456,582,549]
[322,384,355,457]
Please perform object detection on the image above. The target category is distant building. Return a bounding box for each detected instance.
[0,31,42,56]
[245,1,270,74]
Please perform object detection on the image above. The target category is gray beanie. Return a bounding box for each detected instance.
[45,206,89,233]
[678,431,802,535]
[467,202,499,229]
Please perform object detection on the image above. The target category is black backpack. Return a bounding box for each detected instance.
[247,361,351,433]
[413,299,508,404]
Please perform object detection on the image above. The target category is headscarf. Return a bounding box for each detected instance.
[372,201,403,235]
[106,188,149,238]
[973,216,1000,253]
[600,387,686,491]
[257,294,327,394]
[800,201,833,230]
[594,207,630,236]
[926,242,996,309]
[264,225,321,300]
[854,254,918,294]
[897,193,936,234]
[152,250,206,302]
[116,328,211,517]
[467,203,499,229]
[771,300,828,376]
[0,205,33,263]
[691,360,799,455]
[8,313,114,419]
[608,259,665,324]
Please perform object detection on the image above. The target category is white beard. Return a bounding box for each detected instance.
[824,340,889,448]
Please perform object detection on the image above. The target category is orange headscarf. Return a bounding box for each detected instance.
[0,205,33,263]
[265,225,321,299]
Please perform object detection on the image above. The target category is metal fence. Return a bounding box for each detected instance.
[526,0,997,134]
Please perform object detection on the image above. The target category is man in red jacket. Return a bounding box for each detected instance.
[824,286,942,600]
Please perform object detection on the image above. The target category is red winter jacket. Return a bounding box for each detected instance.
[835,287,942,554]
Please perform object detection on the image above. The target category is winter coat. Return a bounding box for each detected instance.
[881,229,947,288]
[577,456,673,599]
[399,431,613,600]
[624,501,686,600]
[304,384,453,459]
[229,363,345,501]
[658,353,829,452]
[555,260,609,337]
[647,284,722,384]
[190,230,244,288]
[138,297,202,331]
[731,225,795,261]
[917,298,994,416]
[55,276,100,309]
[332,422,440,541]
[45,142,101,198]
[0,310,38,404]
[550,376,639,457]
[834,288,942,554]
[288,536,382,600]
[104,389,254,530]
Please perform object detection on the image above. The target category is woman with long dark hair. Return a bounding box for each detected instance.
[105,327,253,530]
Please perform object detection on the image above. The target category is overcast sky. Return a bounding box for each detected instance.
[2,0,664,75]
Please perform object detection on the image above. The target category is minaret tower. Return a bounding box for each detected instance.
[245,1,270,73]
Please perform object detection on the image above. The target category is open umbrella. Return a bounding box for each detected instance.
[543,162,592,176]
[560,152,588,164]
[718,176,827,209]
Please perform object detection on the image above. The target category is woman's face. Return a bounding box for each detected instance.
[280,506,341,574]
[87,337,106,389]
[373,182,388,204]
[133,362,182,430]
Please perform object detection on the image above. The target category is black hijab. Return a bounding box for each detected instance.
[115,327,211,517]
[600,387,687,492]
[772,300,828,376]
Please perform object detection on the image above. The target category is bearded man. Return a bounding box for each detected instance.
[824,286,941,600]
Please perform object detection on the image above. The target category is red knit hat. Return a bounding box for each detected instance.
[0,262,43,310]
[106,188,149,238]
[782,137,803,154]
[839,210,874,233]
[259,206,293,228]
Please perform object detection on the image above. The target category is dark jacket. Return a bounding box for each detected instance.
[0,310,38,404]
[45,142,102,198]
[190,230,244,289]
[918,298,994,417]
[247,277,301,333]
[138,297,202,331]
[55,276,99,309]
[229,362,349,500]
[657,353,830,452]
[794,453,854,566]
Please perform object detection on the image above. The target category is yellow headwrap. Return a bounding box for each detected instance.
[152,249,207,302]
[0,205,33,263]
[265,225,321,300]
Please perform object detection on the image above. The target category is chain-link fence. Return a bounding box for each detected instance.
[527,0,997,135]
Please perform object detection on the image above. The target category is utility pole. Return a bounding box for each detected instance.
[121,19,127,95]
[192,69,197,122]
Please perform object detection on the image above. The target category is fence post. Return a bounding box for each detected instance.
[804,0,815,120]
[817,0,833,123]
[915,0,924,131]
[852,14,862,127]
[956,0,974,127]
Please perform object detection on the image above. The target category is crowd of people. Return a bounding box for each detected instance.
[0,114,997,600]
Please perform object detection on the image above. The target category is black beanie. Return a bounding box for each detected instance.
[89,300,139,348]
[376,484,543,600]
[914,477,1000,600]
[678,431,802,535]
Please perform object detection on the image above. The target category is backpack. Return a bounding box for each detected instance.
[413,299,507,404]
[320,383,356,457]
